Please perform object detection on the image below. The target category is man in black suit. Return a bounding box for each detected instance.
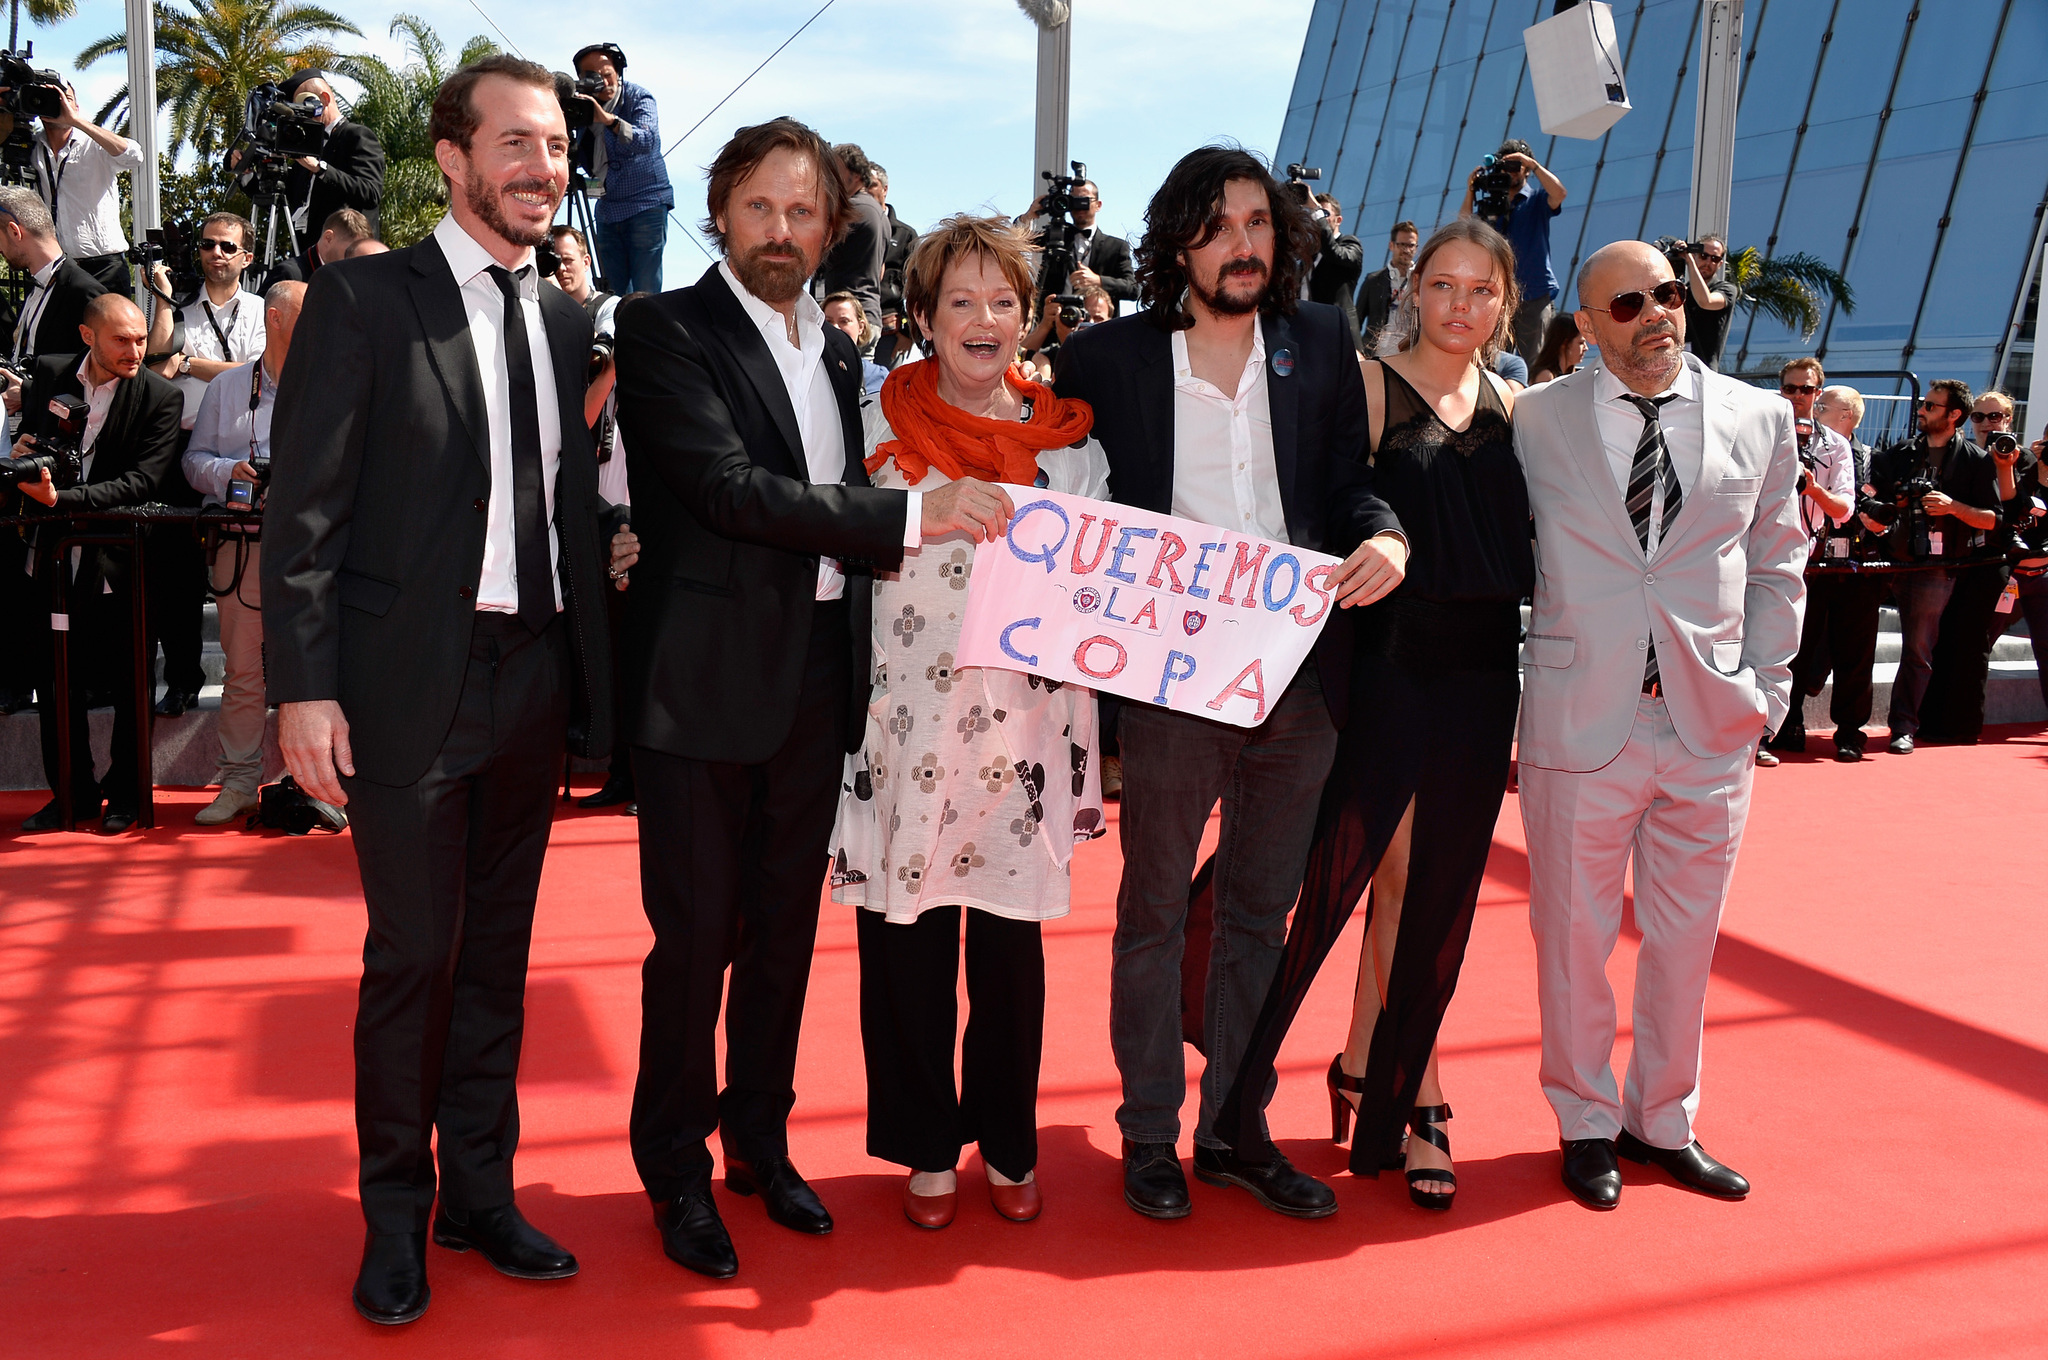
[610,116,1008,1280]
[1356,219,1419,347]
[1061,180,1138,310]
[868,162,917,324]
[1054,147,1407,1222]
[263,57,612,1326]
[1304,193,1365,353]
[12,295,183,833]
[0,183,106,714]
[274,69,385,238]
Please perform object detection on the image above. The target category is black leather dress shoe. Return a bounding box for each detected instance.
[1192,1144,1338,1219]
[1122,1139,1191,1220]
[1615,1130,1750,1199]
[353,1230,429,1325]
[22,800,70,832]
[432,1202,579,1279]
[576,776,635,808]
[654,1191,737,1278]
[1561,1137,1621,1210]
[153,689,200,717]
[100,806,138,834]
[725,1156,832,1234]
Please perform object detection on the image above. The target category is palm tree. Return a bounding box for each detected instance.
[1727,246,1856,341]
[75,1,361,157]
[332,15,496,247]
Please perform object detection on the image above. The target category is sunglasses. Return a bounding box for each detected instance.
[1586,279,1686,324]
[1781,383,1819,395]
[1699,254,1725,264]
[197,238,243,253]
[1969,411,2008,423]
[1917,398,1950,412]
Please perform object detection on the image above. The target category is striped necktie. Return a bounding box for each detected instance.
[1622,392,1681,688]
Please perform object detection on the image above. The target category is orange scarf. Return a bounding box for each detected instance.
[869,361,1094,487]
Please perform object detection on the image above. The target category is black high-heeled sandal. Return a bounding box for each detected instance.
[1326,1055,1367,1144]
[1406,1104,1457,1210]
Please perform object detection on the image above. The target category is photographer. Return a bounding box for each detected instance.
[1989,433,2048,715]
[1022,283,1111,380]
[570,43,672,295]
[28,81,146,292]
[11,294,184,833]
[1763,359,1859,760]
[178,281,303,826]
[1357,219,1417,343]
[869,164,917,322]
[815,142,890,330]
[1459,139,1565,359]
[261,207,372,286]
[1025,177,1137,311]
[272,70,383,239]
[1,184,106,379]
[1674,234,1740,371]
[1857,379,2000,753]
[1304,193,1365,353]
[1802,384,1890,759]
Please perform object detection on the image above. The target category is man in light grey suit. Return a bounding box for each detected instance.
[1512,240,1806,1211]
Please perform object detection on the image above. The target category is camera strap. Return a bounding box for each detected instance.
[201,297,239,359]
[34,139,68,236]
[248,360,266,464]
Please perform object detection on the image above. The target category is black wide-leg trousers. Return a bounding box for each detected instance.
[346,613,569,1235]
[857,905,1045,1183]
[629,600,849,1203]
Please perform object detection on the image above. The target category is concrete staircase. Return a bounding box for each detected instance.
[3,602,2042,795]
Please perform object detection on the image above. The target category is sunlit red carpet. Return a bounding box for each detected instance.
[4,728,2047,1359]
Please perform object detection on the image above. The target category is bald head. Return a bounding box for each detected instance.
[1573,239,1684,394]
[263,281,307,368]
[346,238,390,259]
[1575,240,1673,316]
[80,294,148,381]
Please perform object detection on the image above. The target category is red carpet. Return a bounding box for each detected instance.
[4,729,2047,1358]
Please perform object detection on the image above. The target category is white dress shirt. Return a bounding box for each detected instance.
[35,130,145,260]
[433,213,564,614]
[716,258,920,599]
[1592,356,1704,559]
[1800,420,1858,533]
[175,287,268,427]
[67,353,121,590]
[1168,316,1290,543]
[12,256,61,363]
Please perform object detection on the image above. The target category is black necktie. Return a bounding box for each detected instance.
[1622,392,1681,688]
[487,264,554,633]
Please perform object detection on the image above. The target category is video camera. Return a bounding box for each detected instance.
[127,222,198,291]
[1036,160,1091,296]
[0,46,65,183]
[1471,155,1518,223]
[1652,235,1716,279]
[1,392,91,492]
[555,70,608,134]
[230,83,328,205]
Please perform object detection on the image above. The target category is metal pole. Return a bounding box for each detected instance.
[1688,0,1743,244]
[1991,211,2046,393]
[123,0,160,309]
[1026,1,1072,190]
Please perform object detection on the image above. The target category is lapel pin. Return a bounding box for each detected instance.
[1271,348,1294,378]
[837,359,848,371]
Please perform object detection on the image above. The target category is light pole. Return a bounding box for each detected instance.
[1689,0,1743,246]
[1020,0,1071,194]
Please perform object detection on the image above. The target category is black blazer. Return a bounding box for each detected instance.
[18,259,109,362]
[1358,267,1397,340]
[1052,302,1401,729]
[613,264,911,765]
[1082,230,1139,305]
[1308,230,1366,352]
[286,120,386,235]
[18,353,183,594]
[262,237,613,786]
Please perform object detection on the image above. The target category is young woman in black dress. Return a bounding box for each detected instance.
[1216,218,1534,1209]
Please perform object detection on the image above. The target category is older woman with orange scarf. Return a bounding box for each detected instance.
[829,214,1109,1230]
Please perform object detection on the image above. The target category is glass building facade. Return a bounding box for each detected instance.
[1277,0,2047,409]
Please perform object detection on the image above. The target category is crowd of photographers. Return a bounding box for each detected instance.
[0,70,2042,832]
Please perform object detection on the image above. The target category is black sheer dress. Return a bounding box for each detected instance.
[1214,362,1533,1172]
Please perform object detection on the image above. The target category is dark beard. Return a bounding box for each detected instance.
[1189,259,1268,317]
[466,174,560,249]
[1610,318,1682,387]
[730,240,814,305]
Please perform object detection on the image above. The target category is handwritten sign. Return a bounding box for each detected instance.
[955,488,1342,728]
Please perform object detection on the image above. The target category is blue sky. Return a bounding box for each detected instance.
[32,0,1317,283]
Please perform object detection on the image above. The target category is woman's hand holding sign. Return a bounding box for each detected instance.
[921,477,1016,543]
[1330,531,1410,607]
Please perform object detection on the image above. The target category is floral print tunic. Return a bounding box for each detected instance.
[830,406,1111,924]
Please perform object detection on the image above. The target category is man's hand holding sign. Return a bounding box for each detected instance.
[956,488,1396,726]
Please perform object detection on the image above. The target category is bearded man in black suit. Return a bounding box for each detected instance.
[263,56,611,1326]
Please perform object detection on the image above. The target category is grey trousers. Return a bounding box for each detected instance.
[207,537,265,797]
[1513,294,1555,360]
[1520,695,1755,1151]
[1109,672,1337,1149]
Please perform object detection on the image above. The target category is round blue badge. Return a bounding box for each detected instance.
[1271,347,1295,378]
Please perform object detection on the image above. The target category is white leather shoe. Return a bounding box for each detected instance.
[194,789,258,827]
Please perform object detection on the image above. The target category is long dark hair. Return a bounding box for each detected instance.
[1135,145,1317,331]
[1530,312,1583,379]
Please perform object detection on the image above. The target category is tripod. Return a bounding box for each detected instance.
[562,171,607,293]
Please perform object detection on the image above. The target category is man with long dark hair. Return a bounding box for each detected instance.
[1054,145,1408,1221]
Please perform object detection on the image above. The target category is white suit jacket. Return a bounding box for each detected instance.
[1512,354,1808,771]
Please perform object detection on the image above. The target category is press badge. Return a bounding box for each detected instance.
[1928,531,1944,556]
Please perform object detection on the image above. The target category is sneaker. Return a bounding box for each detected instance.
[194,789,259,827]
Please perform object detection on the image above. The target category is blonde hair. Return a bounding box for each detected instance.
[819,290,875,347]
[1819,385,1864,423]
[1374,217,1520,366]
[1977,388,2016,416]
[902,213,1039,331]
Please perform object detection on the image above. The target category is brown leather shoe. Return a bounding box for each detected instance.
[902,1177,956,1229]
[988,1174,1041,1222]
